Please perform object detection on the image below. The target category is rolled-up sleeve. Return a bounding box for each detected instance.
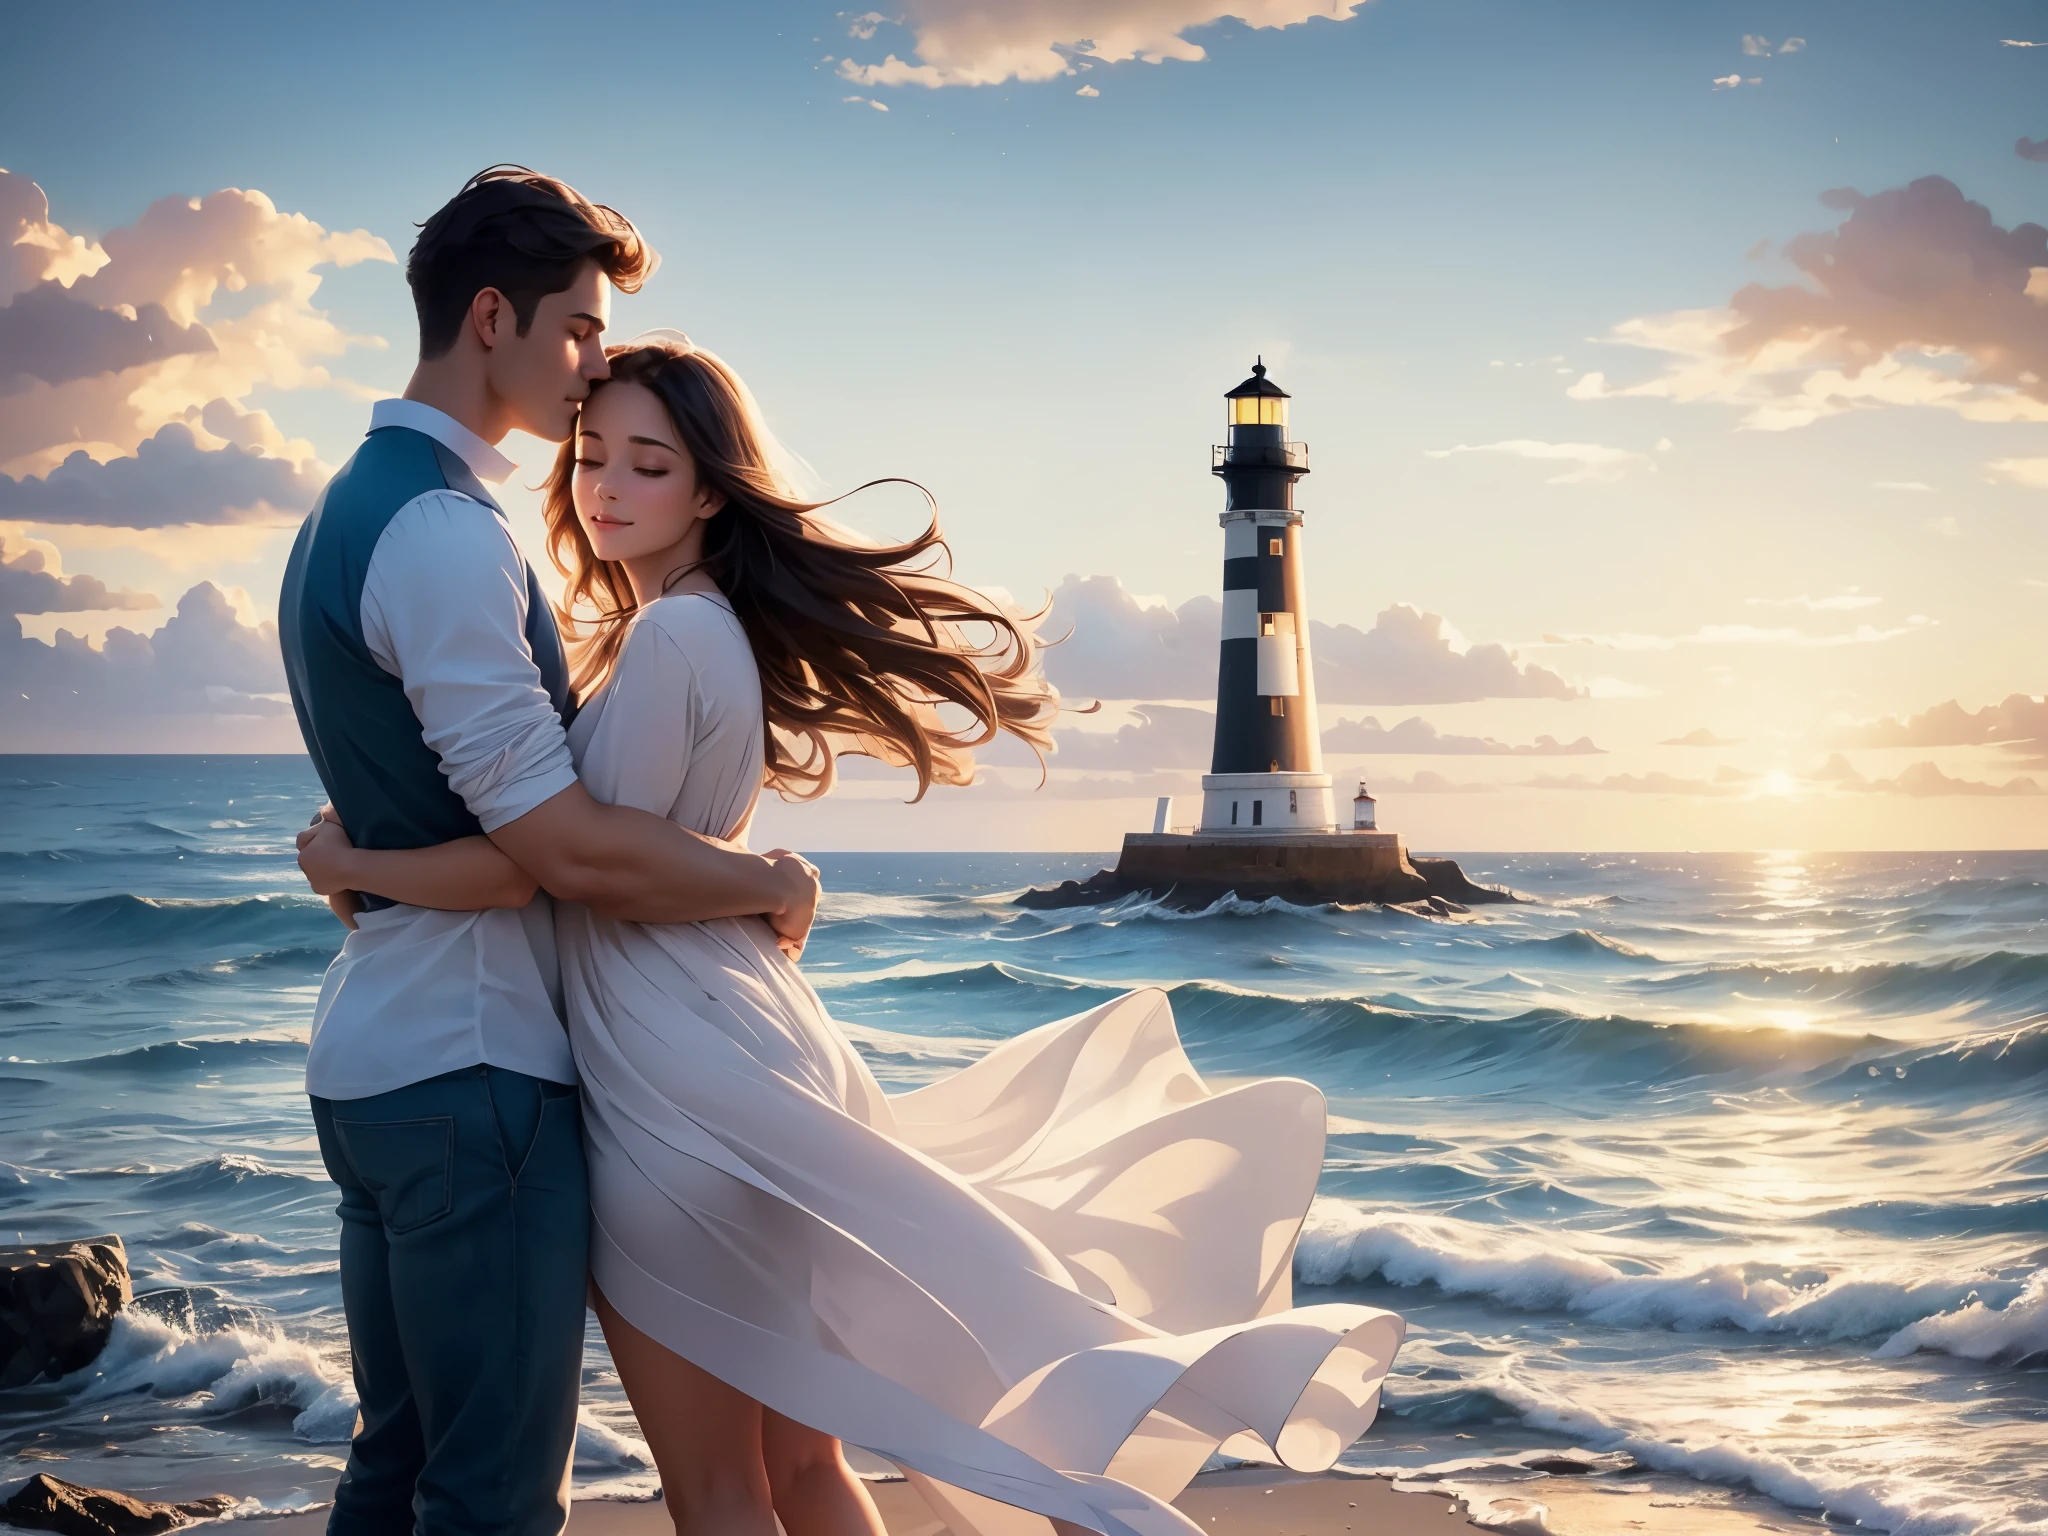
[359,491,579,832]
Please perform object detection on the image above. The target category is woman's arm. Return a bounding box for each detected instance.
[297,816,539,912]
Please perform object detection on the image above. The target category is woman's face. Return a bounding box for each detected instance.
[571,380,722,569]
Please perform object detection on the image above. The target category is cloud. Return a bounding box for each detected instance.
[1712,74,1760,88]
[837,0,1370,88]
[1076,84,1101,96]
[1568,177,2048,431]
[1,581,289,743]
[842,95,891,110]
[2019,137,2048,163]
[0,172,107,300]
[1779,36,1805,53]
[1661,728,1743,746]
[1524,771,1736,796]
[1051,703,1215,771]
[2001,39,2044,48]
[1741,35,1770,56]
[1043,576,1585,704]
[1989,457,2048,489]
[1309,604,1584,704]
[1423,438,1650,484]
[1538,619,1924,650]
[1321,715,1602,756]
[1746,589,1881,612]
[0,533,156,615]
[0,281,215,393]
[0,421,323,528]
[1810,754,2042,797]
[1838,695,2048,750]
[0,169,392,476]
[1364,771,1495,794]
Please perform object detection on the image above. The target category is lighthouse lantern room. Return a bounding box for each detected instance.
[1198,360,1339,835]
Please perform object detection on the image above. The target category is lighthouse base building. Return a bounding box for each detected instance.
[1022,361,1511,914]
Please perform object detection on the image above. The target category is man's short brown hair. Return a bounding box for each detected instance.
[407,165,656,359]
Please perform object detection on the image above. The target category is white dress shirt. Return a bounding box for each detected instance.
[304,398,581,1101]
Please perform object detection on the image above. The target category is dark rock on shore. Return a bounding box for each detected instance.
[1016,854,1517,912]
[2,1475,233,1535]
[0,1236,132,1389]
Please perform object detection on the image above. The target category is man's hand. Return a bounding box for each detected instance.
[297,815,359,897]
[764,849,821,959]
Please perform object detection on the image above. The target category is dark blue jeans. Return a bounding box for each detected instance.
[311,1066,588,1536]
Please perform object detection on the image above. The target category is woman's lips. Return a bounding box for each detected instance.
[589,513,632,528]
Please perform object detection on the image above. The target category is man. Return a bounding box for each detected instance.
[279,166,819,1536]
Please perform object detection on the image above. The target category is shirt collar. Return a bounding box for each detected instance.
[369,398,517,485]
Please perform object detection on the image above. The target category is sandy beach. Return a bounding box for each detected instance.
[250,1465,1810,1536]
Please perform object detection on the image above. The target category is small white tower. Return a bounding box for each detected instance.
[1352,780,1377,831]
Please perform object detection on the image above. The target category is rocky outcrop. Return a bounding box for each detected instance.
[1409,857,1517,906]
[1017,850,1516,912]
[0,1236,132,1388]
[2,1475,232,1536]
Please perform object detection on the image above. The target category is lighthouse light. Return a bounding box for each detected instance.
[1228,395,1288,427]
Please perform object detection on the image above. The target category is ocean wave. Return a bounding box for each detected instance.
[1810,1018,2048,1095]
[1877,1268,2048,1365]
[44,1036,308,1078]
[823,964,1898,1091]
[0,893,334,957]
[1296,1200,2030,1341]
[1633,949,2048,1023]
[55,1301,353,1443]
[1430,1367,2032,1536]
[140,1153,323,1200]
[1502,930,1659,965]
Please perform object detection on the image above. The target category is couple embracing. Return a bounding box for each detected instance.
[282,166,1403,1536]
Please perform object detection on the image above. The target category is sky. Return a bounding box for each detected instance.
[2,0,2045,852]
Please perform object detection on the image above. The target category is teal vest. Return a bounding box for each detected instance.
[279,426,573,882]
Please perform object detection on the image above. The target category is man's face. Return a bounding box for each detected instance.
[485,260,612,443]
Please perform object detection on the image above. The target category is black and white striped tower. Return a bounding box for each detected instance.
[1199,360,1338,834]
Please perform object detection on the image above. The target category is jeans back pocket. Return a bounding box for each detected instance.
[333,1115,454,1233]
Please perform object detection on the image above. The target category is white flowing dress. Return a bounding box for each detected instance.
[557,593,1404,1536]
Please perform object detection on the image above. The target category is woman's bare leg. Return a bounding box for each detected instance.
[762,1410,888,1536]
[593,1288,777,1536]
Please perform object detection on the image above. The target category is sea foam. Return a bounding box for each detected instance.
[1296,1199,2026,1340]
[1877,1266,2048,1364]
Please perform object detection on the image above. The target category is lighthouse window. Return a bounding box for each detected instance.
[1261,613,1275,636]
[1268,538,1283,556]
[1289,790,1298,813]
[1252,800,1264,826]
[1270,697,1284,716]
[1230,801,1239,825]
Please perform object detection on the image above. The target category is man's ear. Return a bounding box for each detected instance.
[468,287,508,353]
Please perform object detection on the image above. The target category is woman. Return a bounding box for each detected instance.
[299,337,1403,1536]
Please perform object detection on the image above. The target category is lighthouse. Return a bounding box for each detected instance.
[1020,356,1513,912]
[1199,360,1339,834]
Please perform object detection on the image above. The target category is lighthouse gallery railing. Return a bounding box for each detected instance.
[1212,441,1309,470]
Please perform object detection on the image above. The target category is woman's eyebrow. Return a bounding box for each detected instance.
[579,430,605,442]
[626,435,681,453]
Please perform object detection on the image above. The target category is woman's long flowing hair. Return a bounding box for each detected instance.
[543,340,1061,800]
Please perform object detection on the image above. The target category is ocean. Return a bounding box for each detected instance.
[1,756,2043,1534]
